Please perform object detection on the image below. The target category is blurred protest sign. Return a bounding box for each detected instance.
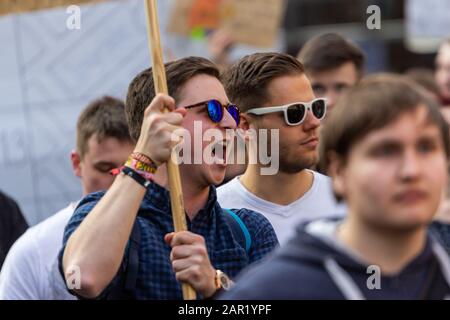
[168,0,286,47]
[406,0,450,53]
[0,0,107,15]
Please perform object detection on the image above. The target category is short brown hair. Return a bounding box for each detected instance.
[77,96,132,159]
[320,74,450,171]
[223,52,305,112]
[405,68,440,97]
[298,33,365,77]
[126,56,220,142]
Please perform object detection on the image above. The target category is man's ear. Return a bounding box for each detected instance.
[239,113,251,130]
[327,151,346,198]
[71,150,82,178]
[238,113,256,142]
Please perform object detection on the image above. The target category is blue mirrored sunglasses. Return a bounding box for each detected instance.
[182,99,240,126]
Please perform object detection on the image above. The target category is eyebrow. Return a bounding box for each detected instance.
[334,82,351,87]
[369,132,441,147]
[416,134,442,144]
[368,139,401,149]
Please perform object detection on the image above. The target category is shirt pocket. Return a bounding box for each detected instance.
[210,247,249,279]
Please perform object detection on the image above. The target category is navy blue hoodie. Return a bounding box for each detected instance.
[220,219,450,300]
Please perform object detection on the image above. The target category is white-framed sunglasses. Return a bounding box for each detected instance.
[246,98,327,126]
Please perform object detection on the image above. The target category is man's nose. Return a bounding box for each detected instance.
[302,107,321,131]
[399,150,422,182]
[220,108,237,129]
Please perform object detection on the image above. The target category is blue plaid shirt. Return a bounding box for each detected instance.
[59,182,278,299]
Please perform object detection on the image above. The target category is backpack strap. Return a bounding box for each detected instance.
[222,208,252,254]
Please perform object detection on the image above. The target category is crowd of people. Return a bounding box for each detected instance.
[1,32,450,300]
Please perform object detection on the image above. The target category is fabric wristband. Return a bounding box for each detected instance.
[132,152,158,168]
[125,158,157,174]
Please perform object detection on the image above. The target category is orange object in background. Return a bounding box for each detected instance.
[188,0,222,30]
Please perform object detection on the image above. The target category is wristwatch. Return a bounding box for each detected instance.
[214,269,234,291]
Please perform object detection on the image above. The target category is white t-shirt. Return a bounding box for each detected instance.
[0,203,77,300]
[217,171,347,245]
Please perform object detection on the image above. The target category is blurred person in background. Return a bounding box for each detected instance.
[0,191,27,270]
[297,32,365,113]
[0,96,134,299]
[208,29,235,72]
[435,38,450,107]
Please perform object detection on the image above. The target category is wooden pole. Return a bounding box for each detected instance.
[144,0,196,300]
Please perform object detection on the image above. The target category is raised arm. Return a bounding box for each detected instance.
[62,94,185,298]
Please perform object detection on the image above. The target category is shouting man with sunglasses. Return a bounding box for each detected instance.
[59,57,278,299]
[218,52,345,245]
